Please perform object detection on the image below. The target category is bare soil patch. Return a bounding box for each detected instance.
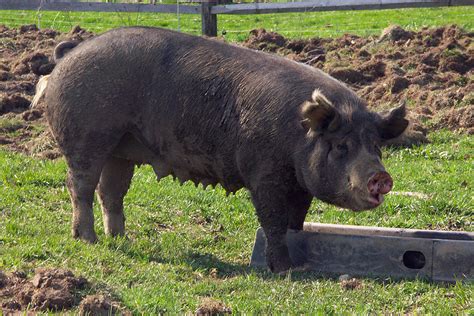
[0,268,128,314]
[0,24,472,159]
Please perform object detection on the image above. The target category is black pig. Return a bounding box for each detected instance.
[33,27,407,273]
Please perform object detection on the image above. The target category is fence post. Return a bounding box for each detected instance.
[201,0,218,37]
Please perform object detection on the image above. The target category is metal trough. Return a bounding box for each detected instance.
[250,223,474,282]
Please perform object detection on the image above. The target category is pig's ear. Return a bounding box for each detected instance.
[301,90,340,132]
[378,102,409,139]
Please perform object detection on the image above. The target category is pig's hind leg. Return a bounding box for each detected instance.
[97,156,135,236]
[67,163,103,243]
[63,133,126,243]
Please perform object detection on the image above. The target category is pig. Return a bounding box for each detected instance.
[33,27,408,273]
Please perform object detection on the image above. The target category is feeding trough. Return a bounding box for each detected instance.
[250,223,474,282]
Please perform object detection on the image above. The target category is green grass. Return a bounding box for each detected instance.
[0,6,473,41]
[0,130,473,314]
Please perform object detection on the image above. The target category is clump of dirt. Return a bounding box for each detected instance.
[0,94,30,114]
[0,268,85,312]
[378,25,414,42]
[245,28,287,52]
[0,268,127,314]
[433,104,474,131]
[78,294,131,316]
[340,277,363,290]
[243,24,474,136]
[338,274,363,290]
[195,297,232,315]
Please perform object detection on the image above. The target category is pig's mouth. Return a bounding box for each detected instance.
[337,190,385,211]
[347,192,384,211]
[367,192,384,208]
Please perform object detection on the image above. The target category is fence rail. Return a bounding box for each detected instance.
[0,0,199,14]
[0,0,472,36]
[211,0,473,15]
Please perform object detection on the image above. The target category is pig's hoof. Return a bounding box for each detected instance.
[268,257,292,274]
[107,231,126,238]
[104,217,125,236]
[72,228,97,243]
[275,264,311,276]
[289,264,313,273]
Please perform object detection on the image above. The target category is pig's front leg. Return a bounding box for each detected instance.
[250,183,311,273]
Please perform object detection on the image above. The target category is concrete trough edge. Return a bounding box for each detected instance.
[250,223,474,282]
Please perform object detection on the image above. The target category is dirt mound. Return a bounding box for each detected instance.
[378,25,414,42]
[78,294,131,316]
[244,25,474,136]
[245,28,287,52]
[195,297,232,315]
[0,268,127,314]
[0,268,85,312]
[0,94,30,114]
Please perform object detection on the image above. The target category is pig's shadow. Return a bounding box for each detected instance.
[142,249,288,280]
[183,252,446,285]
[179,251,309,281]
[171,251,436,284]
[116,245,436,283]
[182,251,255,275]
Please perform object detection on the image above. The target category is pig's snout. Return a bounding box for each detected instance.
[368,171,393,194]
[366,171,393,206]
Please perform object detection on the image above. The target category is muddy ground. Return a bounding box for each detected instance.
[0,268,129,315]
[0,24,473,159]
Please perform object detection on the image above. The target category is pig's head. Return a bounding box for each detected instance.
[296,90,408,211]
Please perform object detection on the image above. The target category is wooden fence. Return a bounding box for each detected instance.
[0,0,472,36]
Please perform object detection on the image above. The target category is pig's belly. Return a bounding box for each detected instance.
[111,133,244,193]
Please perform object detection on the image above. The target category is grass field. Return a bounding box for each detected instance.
[0,5,473,314]
[0,6,473,41]
[0,129,473,314]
